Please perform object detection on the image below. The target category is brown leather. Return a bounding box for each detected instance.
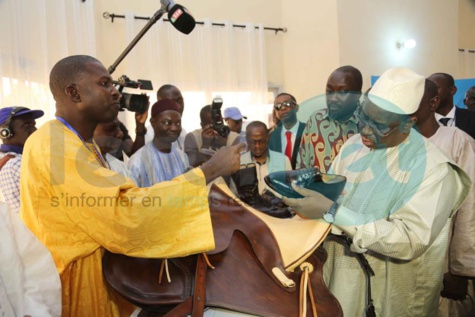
[191,255,207,317]
[103,254,196,312]
[0,154,15,170]
[206,184,296,292]
[163,297,192,317]
[103,184,342,317]
[205,231,341,317]
[160,255,208,317]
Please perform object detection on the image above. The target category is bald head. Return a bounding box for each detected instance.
[427,72,457,114]
[425,79,439,100]
[418,79,439,113]
[246,121,268,160]
[429,72,455,87]
[49,55,100,101]
[464,86,475,111]
[48,55,121,139]
[414,79,440,130]
[333,65,363,91]
[157,84,184,114]
[246,121,267,133]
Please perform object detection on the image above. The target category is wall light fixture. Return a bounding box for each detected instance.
[397,39,417,49]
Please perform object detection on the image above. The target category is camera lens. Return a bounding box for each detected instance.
[121,93,149,114]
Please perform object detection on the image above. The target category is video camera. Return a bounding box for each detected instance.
[210,96,230,138]
[113,75,154,114]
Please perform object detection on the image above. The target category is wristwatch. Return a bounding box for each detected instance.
[323,202,339,224]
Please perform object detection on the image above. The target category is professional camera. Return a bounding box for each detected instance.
[113,75,153,114]
[210,96,230,138]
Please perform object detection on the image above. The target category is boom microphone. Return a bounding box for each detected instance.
[108,1,196,75]
[160,0,196,34]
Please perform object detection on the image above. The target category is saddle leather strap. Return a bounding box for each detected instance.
[158,259,172,284]
[163,297,193,317]
[0,154,15,170]
[332,234,376,317]
[163,254,208,317]
[202,253,215,270]
[192,254,208,317]
[299,262,318,317]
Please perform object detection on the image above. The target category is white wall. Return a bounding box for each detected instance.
[281,0,340,103]
[459,0,475,49]
[279,0,459,106]
[337,0,458,89]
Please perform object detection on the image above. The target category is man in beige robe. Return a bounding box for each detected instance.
[415,79,475,317]
[284,67,471,316]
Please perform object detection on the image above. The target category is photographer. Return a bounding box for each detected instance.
[109,113,148,161]
[184,104,240,167]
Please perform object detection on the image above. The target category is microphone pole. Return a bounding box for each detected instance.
[108,7,166,74]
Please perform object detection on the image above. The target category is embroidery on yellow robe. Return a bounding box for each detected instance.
[20,120,215,317]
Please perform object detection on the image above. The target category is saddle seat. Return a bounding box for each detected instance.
[103,180,342,317]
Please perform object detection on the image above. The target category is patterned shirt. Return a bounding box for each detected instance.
[0,152,21,214]
[297,109,359,172]
[128,141,189,187]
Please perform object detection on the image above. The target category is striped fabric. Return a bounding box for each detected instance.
[128,141,189,187]
[0,153,21,214]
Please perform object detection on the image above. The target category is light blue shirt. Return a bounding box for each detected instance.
[128,141,189,187]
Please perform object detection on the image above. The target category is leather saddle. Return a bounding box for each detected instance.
[103,181,342,317]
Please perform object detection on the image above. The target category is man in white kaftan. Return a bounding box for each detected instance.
[284,67,471,317]
[414,79,475,316]
[0,202,61,317]
[324,130,468,316]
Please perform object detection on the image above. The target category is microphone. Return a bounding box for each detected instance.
[160,0,196,34]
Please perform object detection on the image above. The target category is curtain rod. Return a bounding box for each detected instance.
[102,12,287,34]
[459,48,475,53]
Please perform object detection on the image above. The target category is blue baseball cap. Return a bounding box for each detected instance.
[0,107,44,126]
[223,107,247,120]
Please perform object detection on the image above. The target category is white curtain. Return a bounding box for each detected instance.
[119,15,271,133]
[0,1,271,132]
[0,0,96,124]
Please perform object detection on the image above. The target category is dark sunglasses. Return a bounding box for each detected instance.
[274,100,296,111]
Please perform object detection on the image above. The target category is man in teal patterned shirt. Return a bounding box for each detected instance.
[297,66,362,172]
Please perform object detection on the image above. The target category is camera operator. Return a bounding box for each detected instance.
[185,104,240,167]
[108,76,150,161]
[110,111,148,161]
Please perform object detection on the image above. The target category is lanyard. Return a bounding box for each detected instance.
[0,144,23,155]
[56,117,110,169]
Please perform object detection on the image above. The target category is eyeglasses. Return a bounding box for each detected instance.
[355,108,402,138]
[274,100,296,111]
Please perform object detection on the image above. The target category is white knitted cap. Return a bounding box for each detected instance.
[368,67,425,115]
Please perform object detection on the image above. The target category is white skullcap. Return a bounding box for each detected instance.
[368,67,425,115]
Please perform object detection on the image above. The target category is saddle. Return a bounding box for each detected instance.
[103,181,342,317]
